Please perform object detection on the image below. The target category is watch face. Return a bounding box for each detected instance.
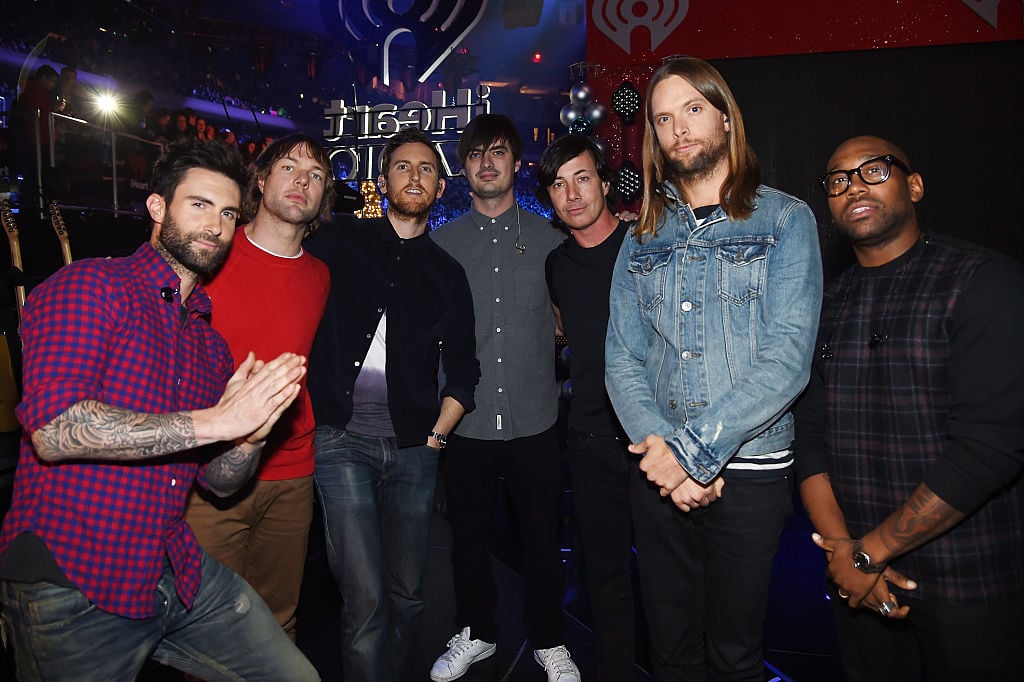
[852,551,870,570]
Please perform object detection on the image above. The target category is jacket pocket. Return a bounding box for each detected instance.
[627,249,672,311]
[716,241,769,305]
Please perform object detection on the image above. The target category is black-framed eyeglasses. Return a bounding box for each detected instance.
[819,155,912,197]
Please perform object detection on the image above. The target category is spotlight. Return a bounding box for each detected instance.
[94,92,119,116]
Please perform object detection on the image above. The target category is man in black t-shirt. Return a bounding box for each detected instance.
[540,135,636,681]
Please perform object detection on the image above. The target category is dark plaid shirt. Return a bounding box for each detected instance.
[0,243,233,618]
[796,236,1024,604]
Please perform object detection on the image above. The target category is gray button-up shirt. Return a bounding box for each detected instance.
[432,204,564,440]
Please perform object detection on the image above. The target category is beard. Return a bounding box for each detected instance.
[261,193,318,229]
[155,210,231,277]
[387,189,434,221]
[667,127,729,185]
[834,200,917,250]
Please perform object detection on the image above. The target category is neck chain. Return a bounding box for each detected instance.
[513,203,525,255]
[246,230,303,259]
[819,235,928,360]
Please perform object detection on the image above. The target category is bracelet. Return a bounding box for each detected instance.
[429,431,447,448]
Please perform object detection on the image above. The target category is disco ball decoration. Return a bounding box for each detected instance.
[569,118,593,136]
[617,159,642,203]
[569,82,594,108]
[611,81,642,126]
[559,104,583,127]
[584,101,607,126]
[592,136,609,157]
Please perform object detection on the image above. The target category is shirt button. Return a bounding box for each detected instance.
[377,307,383,313]
[494,267,500,272]
[681,301,693,311]
[497,358,502,363]
[495,297,501,303]
[395,255,401,261]
[492,238,498,244]
[366,333,372,339]
[496,327,501,333]
[668,400,677,409]
[490,218,496,223]
[170,478,177,487]
[399,239,405,244]
[504,226,509,230]
[354,361,361,367]
[497,387,503,393]
[681,351,692,360]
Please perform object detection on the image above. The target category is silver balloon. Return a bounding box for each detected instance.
[569,82,594,108]
[559,104,582,128]
[584,101,608,126]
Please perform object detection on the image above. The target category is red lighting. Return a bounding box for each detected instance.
[532,52,542,63]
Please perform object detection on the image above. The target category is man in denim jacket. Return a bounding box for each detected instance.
[605,57,822,680]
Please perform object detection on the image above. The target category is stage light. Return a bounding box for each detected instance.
[94,92,119,115]
[532,52,542,63]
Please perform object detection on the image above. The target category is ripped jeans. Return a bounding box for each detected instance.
[0,550,318,682]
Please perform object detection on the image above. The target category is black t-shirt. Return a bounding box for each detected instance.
[545,220,629,436]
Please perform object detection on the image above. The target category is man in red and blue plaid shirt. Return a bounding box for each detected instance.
[0,139,319,681]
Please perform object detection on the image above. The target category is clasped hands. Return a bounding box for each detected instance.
[812,534,917,620]
[629,434,724,512]
[212,351,306,445]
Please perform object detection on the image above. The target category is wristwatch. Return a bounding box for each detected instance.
[851,540,885,574]
[429,431,447,448]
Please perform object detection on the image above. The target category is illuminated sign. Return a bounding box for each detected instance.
[323,86,491,180]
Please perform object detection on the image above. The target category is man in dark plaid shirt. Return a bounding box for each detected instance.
[0,140,319,680]
[795,135,1024,681]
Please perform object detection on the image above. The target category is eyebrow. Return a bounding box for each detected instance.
[392,158,436,169]
[184,195,240,214]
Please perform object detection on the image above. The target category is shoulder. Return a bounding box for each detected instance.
[521,210,564,243]
[431,212,474,240]
[927,235,1024,289]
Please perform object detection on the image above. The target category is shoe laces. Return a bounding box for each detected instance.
[539,646,575,673]
[440,631,473,660]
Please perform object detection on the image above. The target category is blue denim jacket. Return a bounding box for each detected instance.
[605,184,822,484]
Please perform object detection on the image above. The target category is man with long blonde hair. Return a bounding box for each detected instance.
[605,56,822,680]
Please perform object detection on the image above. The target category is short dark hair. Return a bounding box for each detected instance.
[150,138,248,205]
[456,114,522,165]
[379,128,444,177]
[536,135,619,207]
[245,133,336,236]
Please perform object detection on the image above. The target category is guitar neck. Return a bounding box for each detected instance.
[0,200,26,321]
[48,201,73,266]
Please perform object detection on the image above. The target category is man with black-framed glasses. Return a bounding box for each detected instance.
[795,135,1024,681]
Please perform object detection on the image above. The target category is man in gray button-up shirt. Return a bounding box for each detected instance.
[430,114,579,682]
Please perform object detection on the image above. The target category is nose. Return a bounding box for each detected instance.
[295,172,309,187]
[481,152,496,169]
[565,182,581,202]
[845,170,869,197]
[673,118,688,138]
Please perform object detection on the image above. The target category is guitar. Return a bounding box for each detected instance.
[0,200,24,431]
[48,200,73,266]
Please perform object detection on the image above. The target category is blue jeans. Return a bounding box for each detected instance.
[0,550,317,682]
[313,427,439,682]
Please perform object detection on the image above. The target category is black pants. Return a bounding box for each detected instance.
[632,472,792,682]
[832,590,1024,682]
[567,429,637,681]
[441,425,566,648]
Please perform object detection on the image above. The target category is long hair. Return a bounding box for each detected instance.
[635,57,760,240]
[245,133,335,237]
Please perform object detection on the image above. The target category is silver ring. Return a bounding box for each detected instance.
[878,600,896,616]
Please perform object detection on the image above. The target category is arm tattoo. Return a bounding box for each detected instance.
[33,400,197,462]
[878,484,965,556]
[205,442,263,497]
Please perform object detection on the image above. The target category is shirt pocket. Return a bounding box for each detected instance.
[627,249,672,311]
[716,241,770,305]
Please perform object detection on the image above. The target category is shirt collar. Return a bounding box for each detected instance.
[133,242,213,315]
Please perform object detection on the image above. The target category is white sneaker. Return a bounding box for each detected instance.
[430,627,497,681]
[533,645,581,682]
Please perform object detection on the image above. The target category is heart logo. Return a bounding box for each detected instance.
[591,0,690,55]
[327,0,488,86]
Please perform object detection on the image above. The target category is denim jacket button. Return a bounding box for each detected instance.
[681,300,693,311]
[681,351,692,360]
[668,400,677,409]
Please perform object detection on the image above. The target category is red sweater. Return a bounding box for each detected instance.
[206,227,330,480]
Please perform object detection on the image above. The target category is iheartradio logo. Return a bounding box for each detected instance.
[592,0,690,55]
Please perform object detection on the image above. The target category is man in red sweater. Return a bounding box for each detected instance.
[185,133,334,638]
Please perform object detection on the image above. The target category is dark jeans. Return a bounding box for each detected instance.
[441,425,566,649]
[831,590,1024,682]
[567,428,636,681]
[632,471,792,682]
[314,427,439,682]
[0,552,317,682]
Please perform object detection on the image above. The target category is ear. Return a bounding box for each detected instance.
[514,159,522,174]
[723,114,730,132]
[377,174,387,195]
[435,178,447,200]
[602,179,610,197]
[257,174,266,194]
[146,193,165,224]
[908,172,924,204]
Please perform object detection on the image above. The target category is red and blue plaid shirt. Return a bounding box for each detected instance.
[0,243,233,618]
